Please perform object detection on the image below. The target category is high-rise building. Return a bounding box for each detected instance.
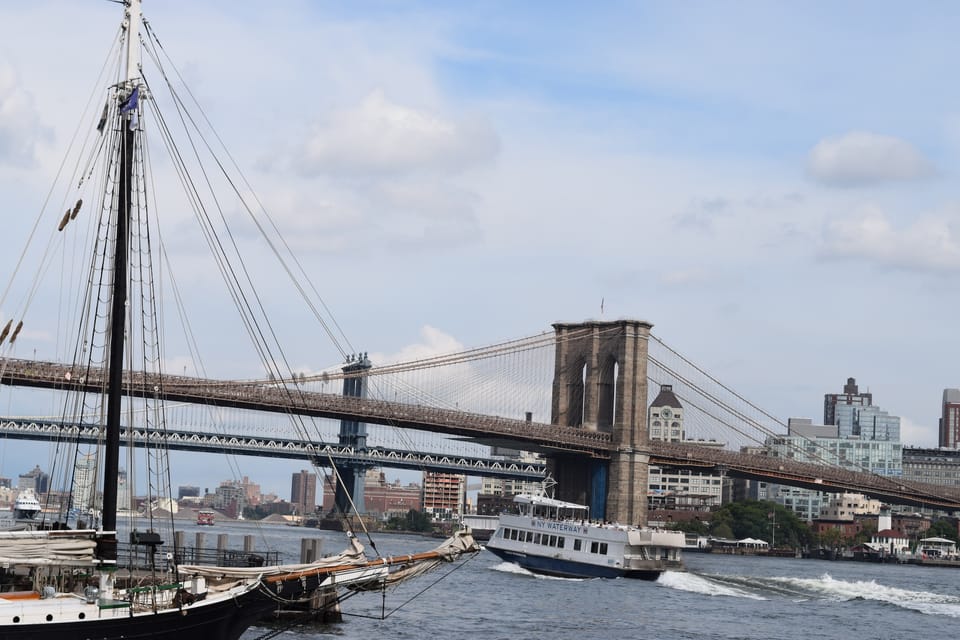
[940,389,960,448]
[421,472,465,519]
[238,476,261,506]
[765,415,902,521]
[117,469,131,511]
[18,465,49,495]
[290,469,317,516]
[72,454,97,512]
[213,480,247,519]
[824,377,872,426]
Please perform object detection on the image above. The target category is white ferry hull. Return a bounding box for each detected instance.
[487,546,673,579]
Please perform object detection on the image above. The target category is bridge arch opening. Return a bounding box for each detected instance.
[597,356,618,432]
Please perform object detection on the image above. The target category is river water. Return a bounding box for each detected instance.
[209,521,960,640]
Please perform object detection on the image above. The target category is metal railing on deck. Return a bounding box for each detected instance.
[118,543,279,570]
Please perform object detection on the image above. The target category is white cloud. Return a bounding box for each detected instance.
[807,131,933,187]
[372,325,465,365]
[820,204,960,271]
[296,91,499,177]
[0,61,43,166]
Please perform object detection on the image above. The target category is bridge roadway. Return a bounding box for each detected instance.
[0,358,611,456]
[0,418,547,480]
[3,358,959,511]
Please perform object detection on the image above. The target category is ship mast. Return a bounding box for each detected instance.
[102,0,142,539]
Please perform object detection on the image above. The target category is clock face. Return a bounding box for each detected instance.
[661,408,672,419]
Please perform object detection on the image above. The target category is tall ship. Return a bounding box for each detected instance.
[0,1,478,638]
[486,493,685,579]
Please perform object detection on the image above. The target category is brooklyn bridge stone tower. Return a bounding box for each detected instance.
[550,319,652,526]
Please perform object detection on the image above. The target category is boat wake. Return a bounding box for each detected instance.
[491,562,587,581]
[657,570,767,600]
[663,571,960,616]
[766,574,960,617]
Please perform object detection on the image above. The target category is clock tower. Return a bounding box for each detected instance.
[649,384,683,442]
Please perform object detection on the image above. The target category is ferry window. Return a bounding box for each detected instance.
[558,537,565,548]
[526,531,533,542]
[574,539,582,551]
[509,529,518,541]
[547,535,555,547]
[534,533,541,545]
[599,543,608,555]
[590,541,599,553]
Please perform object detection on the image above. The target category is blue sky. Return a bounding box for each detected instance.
[1,2,960,496]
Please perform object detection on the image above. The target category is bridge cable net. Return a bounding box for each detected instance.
[648,334,949,507]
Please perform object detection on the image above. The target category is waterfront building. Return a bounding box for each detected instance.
[359,470,421,519]
[766,415,902,521]
[940,389,960,448]
[647,384,724,509]
[321,470,423,519]
[820,492,882,520]
[479,449,545,497]
[178,485,200,500]
[238,475,262,506]
[291,469,318,516]
[767,418,903,476]
[871,529,911,556]
[903,447,960,487]
[213,480,248,519]
[421,471,465,520]
[776,486,827,522]
[17,465,49,495]
[810,518,864,540]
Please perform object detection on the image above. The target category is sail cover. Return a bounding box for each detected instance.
[0,530,98,566]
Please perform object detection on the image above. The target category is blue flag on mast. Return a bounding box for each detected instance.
[120,86,139,113]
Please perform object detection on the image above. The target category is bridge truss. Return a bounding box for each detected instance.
[0,418,546,480]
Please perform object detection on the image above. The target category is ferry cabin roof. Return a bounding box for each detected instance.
[514,495,589,520]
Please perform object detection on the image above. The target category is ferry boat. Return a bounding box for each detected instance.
[486,493,685,579]
[0,489,42,531]
[197,510,216,526]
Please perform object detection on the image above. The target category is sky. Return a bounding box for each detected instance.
[1,1,960,497]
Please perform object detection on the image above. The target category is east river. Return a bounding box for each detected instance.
[193,520,960,640]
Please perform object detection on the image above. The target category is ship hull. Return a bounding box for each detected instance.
[487,546,667,580]
[0,584,275,640]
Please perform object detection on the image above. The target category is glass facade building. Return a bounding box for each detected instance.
[765,434,903,477]
[834,404,900,441]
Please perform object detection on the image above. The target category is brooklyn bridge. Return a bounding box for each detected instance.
[1,319,957,522]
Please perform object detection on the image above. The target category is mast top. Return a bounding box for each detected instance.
[123,0,142,85]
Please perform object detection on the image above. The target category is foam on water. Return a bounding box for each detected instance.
[767,573,960,617]
[490,561,587,581]
[657,570,767,600]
